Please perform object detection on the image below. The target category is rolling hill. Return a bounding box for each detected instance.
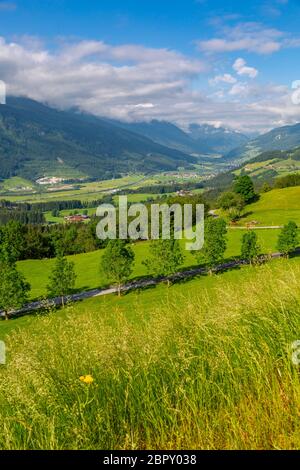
[233,147,300,182]
[205,147,300,191]
[227,122,300,163]
[0,97,196,182]
[238,185,300,227]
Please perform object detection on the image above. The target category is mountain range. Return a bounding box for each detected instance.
[0,96,300,184]
[112,119,249,155]
[226,123,300,163]
[0,97,196,182]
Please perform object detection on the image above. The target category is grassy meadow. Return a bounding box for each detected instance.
[238,186,300,226]
[0,183,299,450]
[15,227,280,300]
[1,258,300,449]
[0,172,193,204]
[1,174,147,203]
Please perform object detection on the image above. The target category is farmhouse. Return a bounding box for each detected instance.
[64,214,90,223]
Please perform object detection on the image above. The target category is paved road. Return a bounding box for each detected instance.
[0,252,283,320]
[228,225,283,230]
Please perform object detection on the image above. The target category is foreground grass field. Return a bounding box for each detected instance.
[1,258,300,449]
[17,227,280,300]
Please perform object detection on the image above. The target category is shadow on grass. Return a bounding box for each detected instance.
[240,211,254,219]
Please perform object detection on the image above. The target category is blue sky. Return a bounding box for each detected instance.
[1,0,300,132]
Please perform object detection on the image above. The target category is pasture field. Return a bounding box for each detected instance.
[0,174,147,203]
[44,207,98,223]
[113,193,160,203]
[16,227,280,300]
[0,177,36,193]
[44,195,161,223]
[1,258,300,449]
[234,159,300,180]
[236,186,300,226]
[0,171,203,204]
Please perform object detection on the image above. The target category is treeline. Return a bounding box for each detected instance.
[100,218,299,297]
[119,181,204,196]
[0,209,45,225]
[0,197,112,225]
[0,219,106,260]
[274,173,300,189]
[217,175,258,222]
[0,198,106,212]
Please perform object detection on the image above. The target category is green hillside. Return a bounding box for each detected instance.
[239,186,300,226]
[234,148,300,182]
[15,228,279,300]
[206,148,300,191]
[0,97,196,181]
[227,123,300,163]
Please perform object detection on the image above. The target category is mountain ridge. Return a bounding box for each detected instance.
[226,122,300,163]
[109,119,249,156]
[0,97,196,181]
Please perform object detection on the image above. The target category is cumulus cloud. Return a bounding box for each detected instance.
[233,58,258,78]
[0,37,206,121]
[0,35,299,134]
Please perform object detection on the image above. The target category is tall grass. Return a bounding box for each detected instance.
[1,262,300,449]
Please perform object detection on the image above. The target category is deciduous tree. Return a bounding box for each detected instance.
[100,240,134,296]
[196,218,227,275]
[144,239,184,286]
[277,221,299,257]
[241,231,260,264]
[47,248,77,306]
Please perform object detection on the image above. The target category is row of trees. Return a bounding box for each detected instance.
[274,173,300,190]
[0,217,298,317]
[100,218,300,295]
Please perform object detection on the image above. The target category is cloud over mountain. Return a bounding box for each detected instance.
[0,34,299,134]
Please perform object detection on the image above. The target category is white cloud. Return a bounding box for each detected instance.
[210,73,237,85]
[228,82,249,97]
[131,103,155,109]
[196,22,296,54]
[0,37,206,121]
[233,58,258,78]
[0,36,299,134]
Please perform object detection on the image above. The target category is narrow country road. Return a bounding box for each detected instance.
[0,252,283,320]
[228,225,283,230]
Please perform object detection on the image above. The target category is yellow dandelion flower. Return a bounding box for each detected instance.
[79,374,94,384]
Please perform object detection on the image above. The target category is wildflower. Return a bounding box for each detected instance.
[79,374,94,384]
